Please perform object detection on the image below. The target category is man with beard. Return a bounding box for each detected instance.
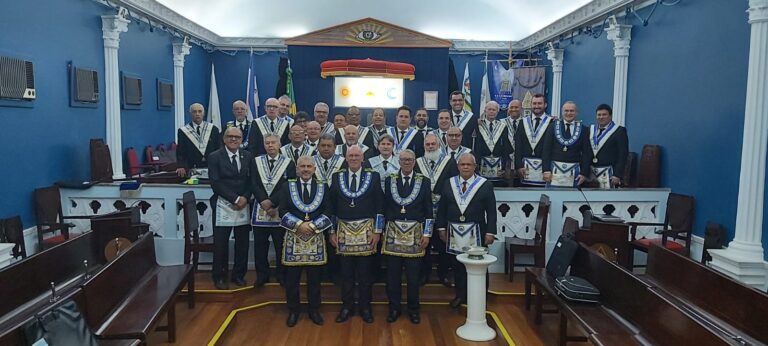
[449,91,478,148]
[474,101,511,185]
[176,103,221,177]
[414,107,434,142]
[542,101,589,187]
[247,98,290,155]
[314,102,335,136]
[514,93,554,186]
[415,133,458,286]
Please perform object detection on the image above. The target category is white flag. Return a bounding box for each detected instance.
[479,69,491,119]
[208,64,222,129]
[461,62,472,113]
[245,52,259,121]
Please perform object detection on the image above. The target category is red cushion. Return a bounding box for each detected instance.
[634,238,685,251]
[386,62,415,74]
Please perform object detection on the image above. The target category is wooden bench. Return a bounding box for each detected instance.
[78,234,191,343]
[643,244,768,345]
[525,243,739,345]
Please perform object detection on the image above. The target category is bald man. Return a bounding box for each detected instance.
[176,103,221,177]
[335,106,375,149]
[504,100,523,186]
[247,97,290,155]
[336,124,374,160]
[226,100,253,149]
[444,127,472,162]
[305,121,322,155]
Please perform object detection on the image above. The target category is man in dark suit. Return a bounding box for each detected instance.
[414,107,434,142]
[335,106,375,149]
[415,133,458,286]
[382,149,433,324]
[251,133,296,287]
[225,100,252,149]
[474,101,511,185]
[327,146,384,324]
[514,93,554,186]
[449,91,478,148]
[542,101,590,186]
[388,106,424,157]
[503,100,523,186]
[584,104,629,188]
[176,103,221,177]
[208,127,256,290]
[437,153,497,308]
[276,155,331,327]
[336,125,375,160]
[246,98,290,155]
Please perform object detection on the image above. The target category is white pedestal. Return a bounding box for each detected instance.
[456,253,497,342]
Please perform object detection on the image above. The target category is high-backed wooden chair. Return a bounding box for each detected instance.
[636,144,661,188]
[505,194,550,281]
[0,215,26,259]
[562,216,580,238]
[628,193,695,268]
[89,138,113,182]
[182,191,215,308]
[33,186,94,250]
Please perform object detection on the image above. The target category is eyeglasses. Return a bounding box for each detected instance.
[225,135,243,140]
[448,134,462,138]
[266,105,279,109]
[399,158,415,162]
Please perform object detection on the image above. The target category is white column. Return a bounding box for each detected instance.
[606,22,631,126]
[546,48,564,117]
[709,0,768,291]
[101,14,129,180]
[172,41,191,141]
[456,253,497,342]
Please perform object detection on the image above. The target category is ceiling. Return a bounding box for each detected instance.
[155,0,593,41]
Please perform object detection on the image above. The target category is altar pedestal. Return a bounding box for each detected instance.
[456,253,497,342]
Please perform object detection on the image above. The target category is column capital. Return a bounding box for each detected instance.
[101,14,130,49]
[749,0,768,23]
[606,22,632,57]
[172,41,192,68]
[546,48,564,73]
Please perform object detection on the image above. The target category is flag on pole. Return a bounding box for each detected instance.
[461,62,472,114]
[208,64,222,129]
[479,63,491,119]
[245,51,260,120]
[286,59,297,114]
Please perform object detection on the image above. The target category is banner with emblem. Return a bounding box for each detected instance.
[336,218,376,256]
[522,157,545,186]
[215,198,250,227]
[591,166,614,189]
[549,161,580,188]
[382,220,425,257]
[447,222,481,255]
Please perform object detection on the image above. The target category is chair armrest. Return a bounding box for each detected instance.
[654,229,689,236]
[61,215,96,220]
[626,222,666,227]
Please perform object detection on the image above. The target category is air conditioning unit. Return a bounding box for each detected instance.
[121,73,142,108]
[0,56,36,100]
[74,67,99,103]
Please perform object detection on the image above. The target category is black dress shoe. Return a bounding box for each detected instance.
[213,280,229,290]
[286,312,299,327]
[309,311,324,325]
[360,309,374,323]
[230,277,246,287]
[253,277,269,288]
[449,297,465,309]
[408,312,420,324]
[386,310,401,323]
[441,277,453,288]
[335,309,353,323]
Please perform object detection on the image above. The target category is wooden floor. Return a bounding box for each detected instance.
[145,272,590,346]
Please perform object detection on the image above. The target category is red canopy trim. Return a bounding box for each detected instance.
[320,59,415,80]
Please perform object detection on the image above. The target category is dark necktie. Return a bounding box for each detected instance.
[399,130,406,142]
[451,151,456,160]
[303,183,311,204]
[512,119,518,133]
[565,123,572,138]
[489,121,495,134]
[323,160,329,172]
[293,148,300,160]
[462,181,468,193]
[309,142,316,147]
[598,127,605,136]
[441,132,447,145]
[270,120,275,132]
[231,154,239,171]
[349,173,357,192]
[430,160,436,170]
[534,117,541,131]
[403,176,411,191]
[240,123,245,132]
[383,160,389,171]
[455,114,461,125]
[378,129,386,136]
[269,159,275,170]
[196,126,201,135]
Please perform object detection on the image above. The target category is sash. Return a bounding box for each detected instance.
[180,122,213,156]
[504,117,519,149]
[591,166,614,189]
[447,146,472,162]
[369,156,399,189]
[389,175,424,211]
[281,144,311,163]
[447,222,481,255]
[335,143,370,156]
[590,122,619,157]
[522,115,552,150]
[480,156,503,179]
[358,126,371,144]
[453,110,474,130]
[254,154,290,196]
[283,230,326,266]
[314,155,344,185]
[522,157,545,186]
[288,181,325,221]
[478,120,506,153]
[215,198,250,227]
[382,220,425,257]
[337,170,373,205]
[370,125,392,144]
[320,122,336,136]
[416,155,450,192]
[554,121,582,149]
[389,127,418,153]
[255,116,288,136]
[450,175,487,217]
[336,218,376,256]
[549,161,580,188]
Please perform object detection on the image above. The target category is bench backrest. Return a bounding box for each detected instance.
[647,244,768,343]
[80,234,156,329]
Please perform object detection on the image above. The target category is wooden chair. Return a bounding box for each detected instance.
[628,193,694,268]
[637,144,661,188]
[562,216,579,238]
[505,194,550,281]
[182,191,215,308]
[0,215,26,259]
[33,186,94,250]
[90,138,113,182]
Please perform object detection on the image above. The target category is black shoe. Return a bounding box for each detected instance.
[409,312,421,324]
[441,277,452,288]
[335,309,353,323]
[213,280,229,290]
[386,310,401,323]
[230,277,247,287]
[309,311,324,325]
[449,297,465,309]
[253,277,269,288]
[360,309,374,323]
[286,312,299,327]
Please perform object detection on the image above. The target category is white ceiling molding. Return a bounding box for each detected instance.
[98,0,644,52]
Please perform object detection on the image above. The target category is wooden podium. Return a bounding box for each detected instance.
[576,220,632,269]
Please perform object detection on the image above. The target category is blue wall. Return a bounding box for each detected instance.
[287,46,448,126]
[210,51,282,124]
